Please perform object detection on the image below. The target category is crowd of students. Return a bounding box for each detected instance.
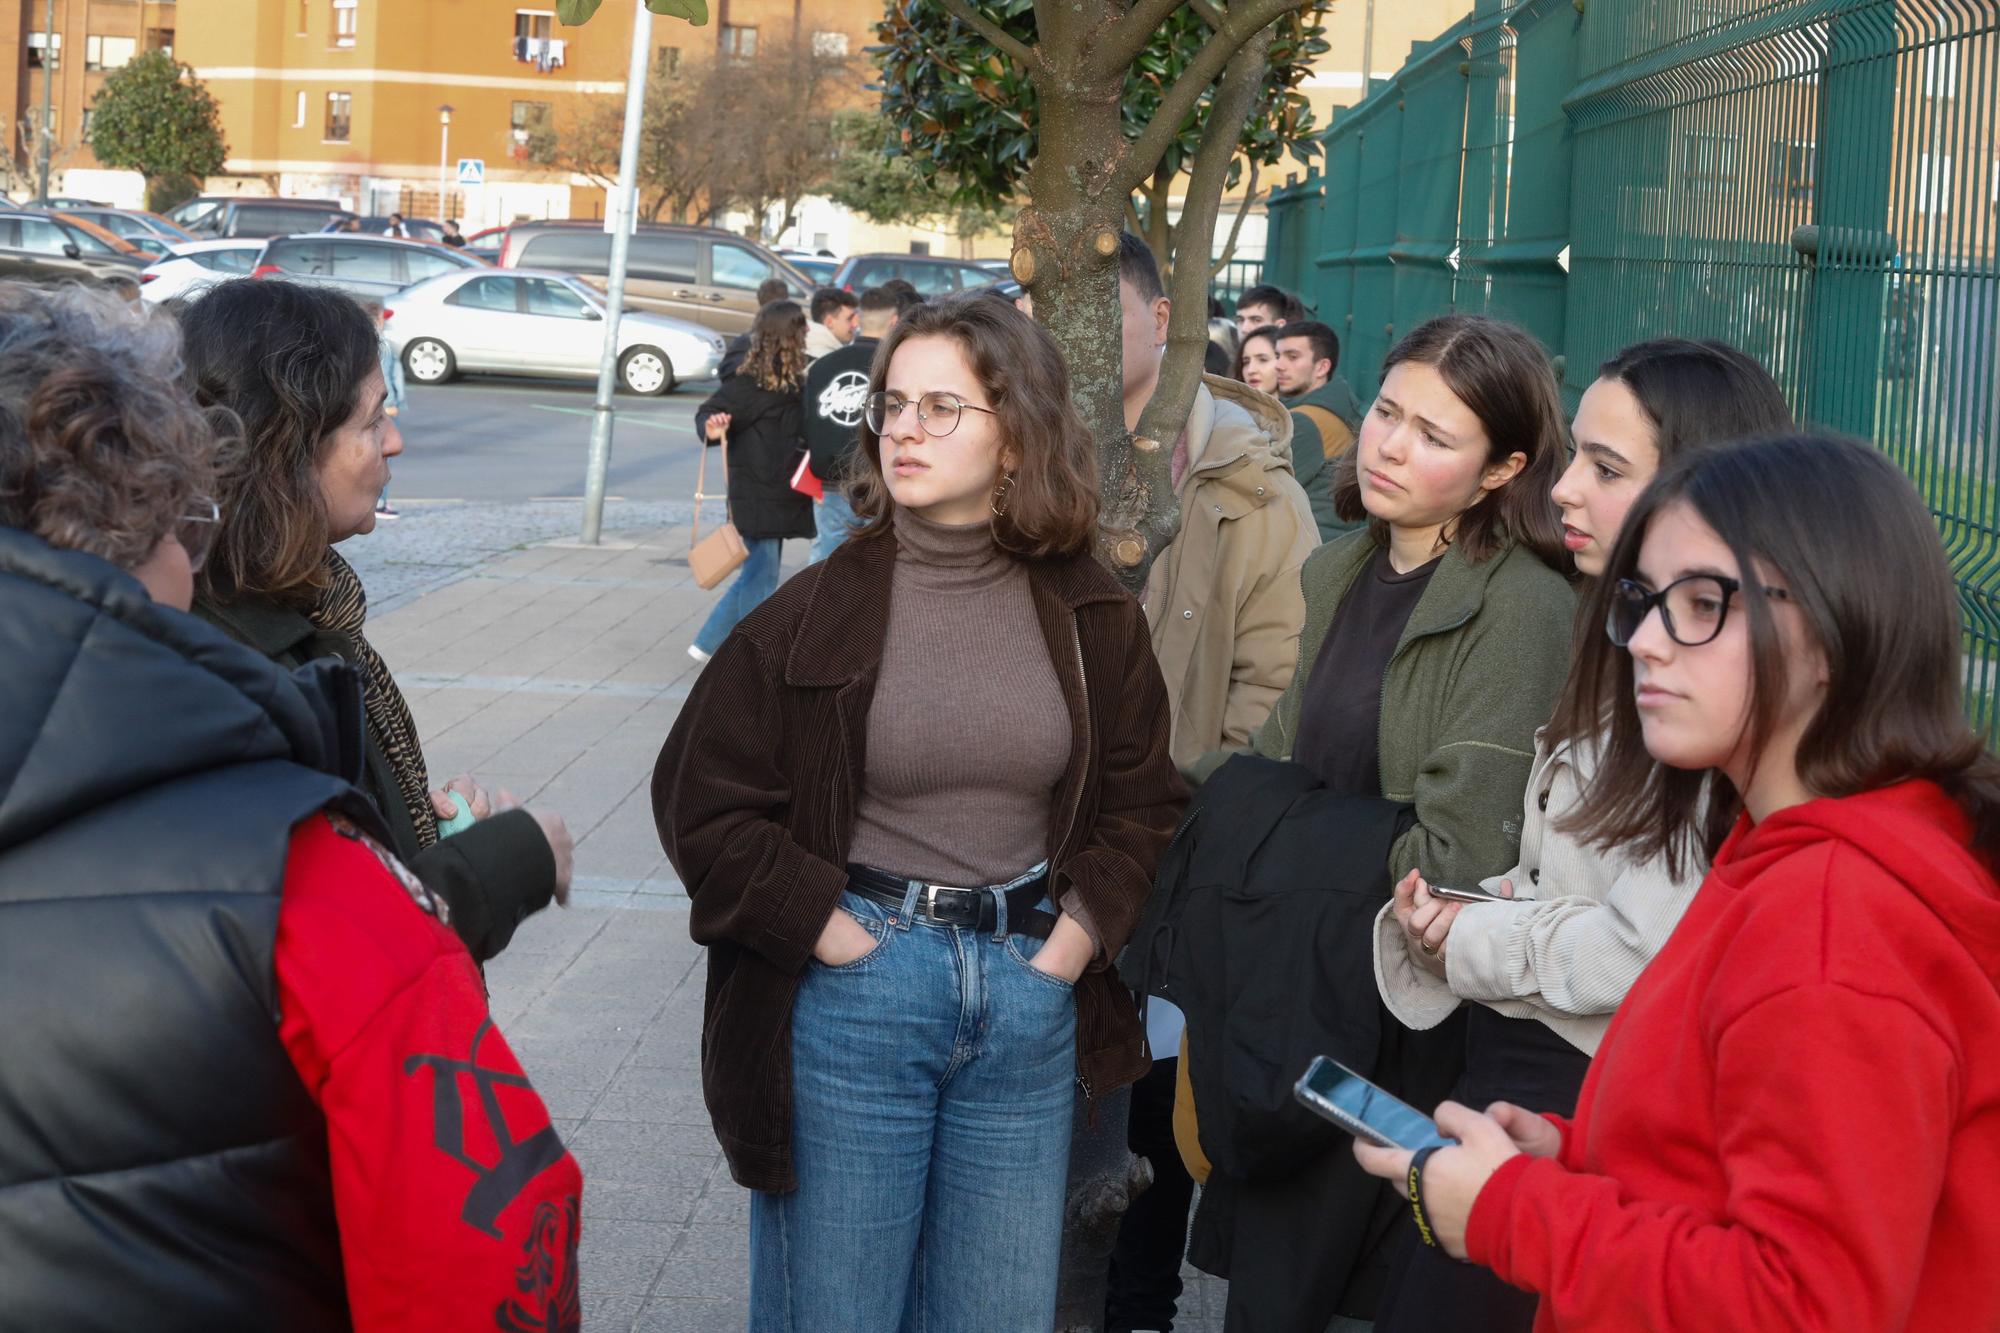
[665,264,2000,1333]
[2,250,1995,1333]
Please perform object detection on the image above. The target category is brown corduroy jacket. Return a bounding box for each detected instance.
[652,527,1188,1193]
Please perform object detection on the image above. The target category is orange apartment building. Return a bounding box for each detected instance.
[0,0,179,200]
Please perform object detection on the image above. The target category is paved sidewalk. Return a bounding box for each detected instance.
[364,517,1228,1332]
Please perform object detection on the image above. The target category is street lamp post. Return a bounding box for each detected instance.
[36,0,55,203]
[437,104,454,226]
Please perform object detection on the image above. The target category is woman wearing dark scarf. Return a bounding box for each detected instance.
[177,280,573,963]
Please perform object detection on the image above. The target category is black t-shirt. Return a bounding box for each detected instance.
[1291,543,1440,797]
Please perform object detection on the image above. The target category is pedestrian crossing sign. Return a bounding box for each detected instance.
[457,159,486,186]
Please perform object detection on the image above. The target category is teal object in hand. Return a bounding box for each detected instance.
[437,790,476,837]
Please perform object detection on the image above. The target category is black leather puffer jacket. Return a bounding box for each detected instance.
[0,526,381,1331]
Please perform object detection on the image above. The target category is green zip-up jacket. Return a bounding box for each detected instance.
[1197,528,1576,887]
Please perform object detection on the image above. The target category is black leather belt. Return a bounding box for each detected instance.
[843,863,1057,940]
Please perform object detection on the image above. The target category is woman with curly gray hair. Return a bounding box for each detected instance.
[0,282,584,1327]
[176,278,572,964]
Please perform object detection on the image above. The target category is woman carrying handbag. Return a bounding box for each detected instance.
[688,299,814,664]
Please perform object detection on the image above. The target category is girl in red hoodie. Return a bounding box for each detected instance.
[1356,433,2000,1331]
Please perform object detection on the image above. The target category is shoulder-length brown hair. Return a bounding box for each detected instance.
[174,279,382,606]
[1546,338,1793,747]
[1562,434,2000,875]
[1332,314,1569,570]
[743,300,808,394]
[847,292,1098,560]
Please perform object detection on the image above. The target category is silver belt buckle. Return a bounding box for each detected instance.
[922,882,969,921]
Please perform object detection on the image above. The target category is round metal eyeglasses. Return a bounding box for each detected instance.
[865,390,999,439]
[177,496,221,574]
[1607,574,1790,649]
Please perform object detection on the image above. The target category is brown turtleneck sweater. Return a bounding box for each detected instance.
[845,507,1072,887]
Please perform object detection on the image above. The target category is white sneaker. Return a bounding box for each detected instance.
[687,644,712,664]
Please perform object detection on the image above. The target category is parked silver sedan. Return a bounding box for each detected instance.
[384,268,725,395]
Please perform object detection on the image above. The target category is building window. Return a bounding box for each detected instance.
[720,25,758,58]
[325,91,352,142]
[1680,131,1739,186]
[657,45,681,74]
[1917,153,1952,215]
[1767,139,1815,201]
[295,90,308,128]
[811,30,848,59]
[511,100,552,148]
[332,0,358,49]
[80,108,95,141]
[85,36,138,71]
[298,0,310,35]
[146,28,175,57]
[26,31,61,70]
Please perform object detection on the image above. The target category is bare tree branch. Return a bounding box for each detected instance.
[1110,0,1307,196]
[1209,157,1258,278]
[1134,25,1275,452]
[939,0,1036,69]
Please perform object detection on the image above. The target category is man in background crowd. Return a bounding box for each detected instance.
[1274,319,1364,541]
[802,286,897,561]
[1234,283,1307,337]
[806,287,859,361]
[1110,234,1317,1333]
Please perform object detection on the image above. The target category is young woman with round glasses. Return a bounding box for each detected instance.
[1357,434,2000,1331]
[653,293,1185,1330]
[1369,339,1791,1331]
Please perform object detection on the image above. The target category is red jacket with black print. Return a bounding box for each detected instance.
[278,813,584,1332]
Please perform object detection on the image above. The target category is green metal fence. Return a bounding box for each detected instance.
[1263,0,1999,740]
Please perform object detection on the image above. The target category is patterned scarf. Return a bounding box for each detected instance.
[308,548,438,848]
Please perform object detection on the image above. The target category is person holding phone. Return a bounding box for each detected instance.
[1183,314,1576,1327]
[1367,340,1792,1330]
[653,293,1184,1331]
[1355,435,2000,1331]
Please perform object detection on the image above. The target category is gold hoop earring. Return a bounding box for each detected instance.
[991,473,1017,518]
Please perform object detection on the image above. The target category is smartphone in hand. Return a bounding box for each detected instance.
[1426,882,1511,905]
[1294,1055,1452,1151]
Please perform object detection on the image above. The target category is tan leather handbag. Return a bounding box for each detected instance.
[689,437,748,590]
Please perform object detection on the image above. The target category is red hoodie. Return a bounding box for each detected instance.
[1466,780,2000,1332]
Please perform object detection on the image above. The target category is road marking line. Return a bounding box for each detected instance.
[529,404,687,431]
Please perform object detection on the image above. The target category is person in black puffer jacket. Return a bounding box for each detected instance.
[688,298,815,662]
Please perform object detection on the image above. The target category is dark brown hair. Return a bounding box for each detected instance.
[1331,314,1570,569]
[1546,338,1793,746]
[848,292,1099,560]
[175,278,382,606]
[0,283,220,570]
[743,300,808,394]
[1563,434,2000,873]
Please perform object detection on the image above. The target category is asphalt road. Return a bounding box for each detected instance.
[388,374,714,504]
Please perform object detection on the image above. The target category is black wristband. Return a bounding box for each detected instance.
[1408,1143,1475,1264]
[1406,1145,1443,1250]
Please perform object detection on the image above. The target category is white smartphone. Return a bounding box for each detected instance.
[1426,882,1510,905]
[1293,1055,1452,1151]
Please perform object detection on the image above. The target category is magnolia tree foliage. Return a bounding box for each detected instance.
[88,52,227,209]
[874,0,1329,269]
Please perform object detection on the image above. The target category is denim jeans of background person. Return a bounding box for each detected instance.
[752,878,1077,1328]
[692,536,781,658]
[811,490,858,563]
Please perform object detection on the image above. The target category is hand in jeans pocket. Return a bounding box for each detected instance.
[813,908,877,966]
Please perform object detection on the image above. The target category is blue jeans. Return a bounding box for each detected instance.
[750,882,1078,1332]
[693,537,781,655]
[811,490,858,564]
